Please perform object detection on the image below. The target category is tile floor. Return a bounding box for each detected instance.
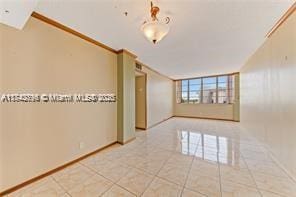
[6,117,296,197]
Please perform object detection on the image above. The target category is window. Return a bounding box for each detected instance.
[189,79,201,103]
[202,77,217,104]
[181,80,188,103]
[218,76,228,103]
[176,74,236,104]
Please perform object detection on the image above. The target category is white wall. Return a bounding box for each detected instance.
[0,17,117,191]
[240,12,296,179]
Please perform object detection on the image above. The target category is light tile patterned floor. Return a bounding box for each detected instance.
[7,117,296,197]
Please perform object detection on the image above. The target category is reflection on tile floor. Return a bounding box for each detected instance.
[7,118,296,197]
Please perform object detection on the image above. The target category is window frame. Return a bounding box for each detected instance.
[176,73,235,105]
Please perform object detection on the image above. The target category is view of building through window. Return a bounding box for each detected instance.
[176,74,235,104]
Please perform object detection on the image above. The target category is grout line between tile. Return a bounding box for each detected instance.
[139,150,174,196]
[98,183,115,197]
[217,150,223,197]
[50,175,72,197]
[80,155,144,196]
[240,152,263,197]
[180,138,201,197]
[79,161,117,184]
[114,183,138,196]
[139,175,156,196]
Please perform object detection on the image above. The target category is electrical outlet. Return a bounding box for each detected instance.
[79,142,84,149]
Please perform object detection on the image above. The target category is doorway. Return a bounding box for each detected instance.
[135,70,147,129]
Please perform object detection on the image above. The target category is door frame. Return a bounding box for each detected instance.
[135,70,147,130]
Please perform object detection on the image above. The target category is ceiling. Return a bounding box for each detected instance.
[0,0,39,29]
[1,0,294,79]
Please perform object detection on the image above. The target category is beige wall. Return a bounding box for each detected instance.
[240,12,296,179]
[117,52,136,144]
[0,18,117,191]
[135,75,146,129]
[141,67,174,128]
[174,103,234,120]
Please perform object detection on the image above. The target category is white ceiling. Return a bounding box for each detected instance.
[0,0,39,29]
[1,0,294,79]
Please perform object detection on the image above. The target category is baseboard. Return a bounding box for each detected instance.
[118,137,136,145]
[145,116,237,131]
[173,115,238,122]
[0,141,118,195]
[135,127,146,130]
[147,116,174,129]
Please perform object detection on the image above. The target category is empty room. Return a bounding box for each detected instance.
[0,0,295,196]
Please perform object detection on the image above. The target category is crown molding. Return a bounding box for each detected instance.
[266,2,295,38]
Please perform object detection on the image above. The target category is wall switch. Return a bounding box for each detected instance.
[79,142,84,149]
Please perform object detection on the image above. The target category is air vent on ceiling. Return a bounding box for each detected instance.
[136,63,142,70]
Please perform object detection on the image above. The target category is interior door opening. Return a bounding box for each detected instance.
[135,70,147,130]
